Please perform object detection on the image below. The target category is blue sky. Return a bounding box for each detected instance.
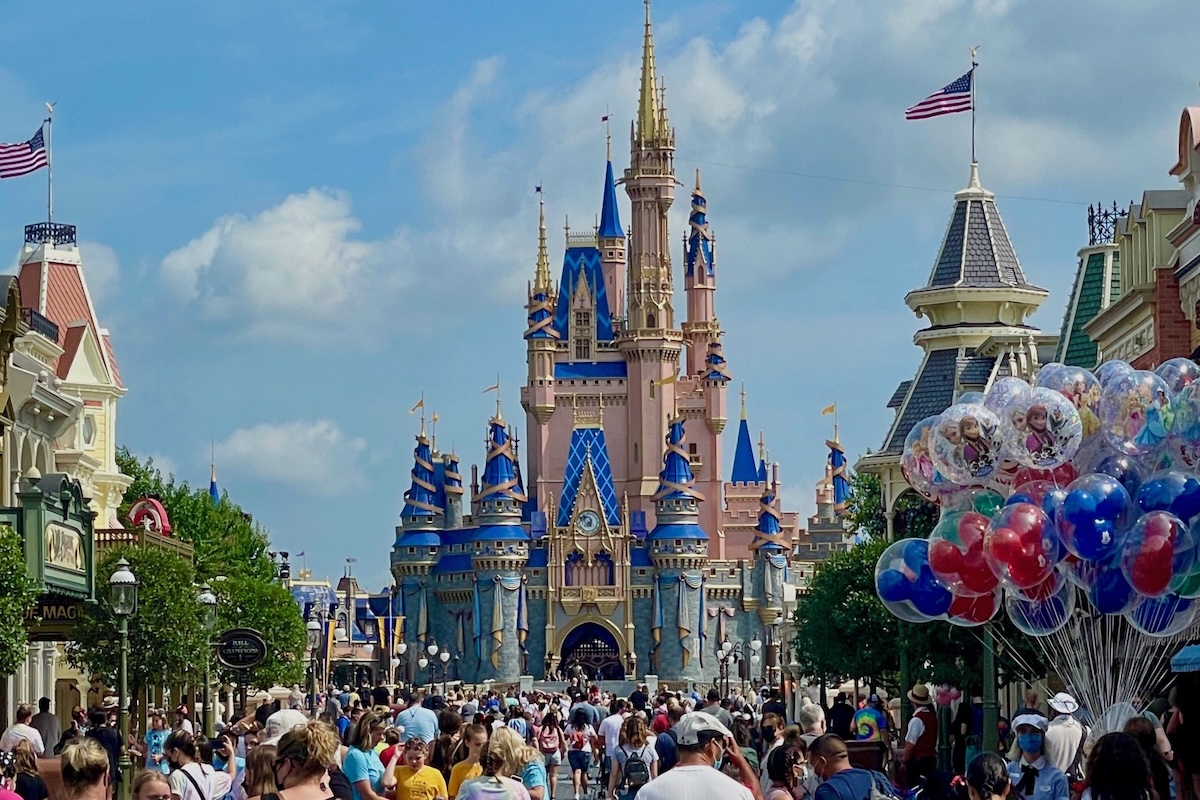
[0,0,1195,591]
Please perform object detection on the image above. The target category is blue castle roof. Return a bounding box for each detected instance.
[400,426,444,521]
[598,160,624,239]
[828,437,850,516]
[558,425,621,527]
[653,417,701,502]
[526,288,557,340]
[757,457,768,483]
[685,171,715,277]
[553,246,614,344]
[704,341,731,382]
[731,417,758,483]
[475,414,527,540]
[750,484,785,551]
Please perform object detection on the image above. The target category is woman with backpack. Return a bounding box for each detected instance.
[566,708,598,800]
[536,713,566,800]
[609,715,658,800]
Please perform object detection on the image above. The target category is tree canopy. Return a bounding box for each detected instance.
[0,525,39,677]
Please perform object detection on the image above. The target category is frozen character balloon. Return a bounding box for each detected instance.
[902,416,944,502]
[1167,382,1200,469]
[1000,387,1082,470]
[1101,370,1175,457]
[932,403,1003,485]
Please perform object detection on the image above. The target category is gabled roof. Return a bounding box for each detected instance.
[557,425,620,526]
[1053,249,1116,369]
[887,381,913,409]
[552,246,614,344]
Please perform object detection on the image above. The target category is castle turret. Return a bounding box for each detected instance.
[731,385,758,484]
[471,399,530,679]
[524,195,558,425]
[750,475,789,624]
[683,169,717,376]
[647,414,708,569]
[391,415,444,581]
[598,144,626,320]
[442,450,464,529]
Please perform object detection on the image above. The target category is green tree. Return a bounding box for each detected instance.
[0,525,39,677]
[67,545,206,693]
[212,574,308,688]
[846,471,939,542]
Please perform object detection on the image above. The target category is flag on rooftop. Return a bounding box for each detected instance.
[0,125,48,179]
[905,70,973,120]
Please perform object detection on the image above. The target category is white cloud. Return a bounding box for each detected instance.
[141,452,178,480]
[79,241,119,308]
[215,419,367,496]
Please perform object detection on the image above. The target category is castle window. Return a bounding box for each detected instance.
[574,339,592,360]
[647,313,657,328]
[82,415,97,448]
[689,443,698,455]
[407,547,416,554]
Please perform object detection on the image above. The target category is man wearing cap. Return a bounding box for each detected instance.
[901,684,938,789]
[1043,693,1087,782]
[828,693,855,740]
[1008,713,1068,800]
[635,712,756,800]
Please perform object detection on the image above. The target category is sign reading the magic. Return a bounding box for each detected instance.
[44,522,85,572]
[215,628,268,671]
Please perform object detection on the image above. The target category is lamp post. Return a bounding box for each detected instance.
[197,584,218,736]
[394,641,408,685]
[306,618,322,714]
[417,641,453,695]
[715,635,762,698]
[109,558,137,800]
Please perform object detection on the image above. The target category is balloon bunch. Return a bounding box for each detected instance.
[881,357,1200,638]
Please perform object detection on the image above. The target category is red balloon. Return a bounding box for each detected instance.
[958,512,989,550]
[930,539,966,575]
[963,592,997,623]
[1007,556,1046,589]
[1130,537,1174,596]
[1143,513,1179,542]
[1020,575,1058,602]
[960,555,998,594]
[949,594,974,617]
[989,527,1022,563]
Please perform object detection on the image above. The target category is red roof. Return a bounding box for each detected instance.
[17,253,122,388]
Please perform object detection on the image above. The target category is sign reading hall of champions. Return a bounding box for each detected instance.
[215,627,267,671]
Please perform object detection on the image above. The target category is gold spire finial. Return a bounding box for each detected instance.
[757,430,766,462]
[534,189,550,291]
[740,382,747,420]
[637,0,660,143]
[694,167,702,192]
[605,105,612,161]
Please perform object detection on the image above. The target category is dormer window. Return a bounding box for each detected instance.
[573,310,592,360]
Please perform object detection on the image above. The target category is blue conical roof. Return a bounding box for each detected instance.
[652,417,702,503]
[400,428,443,521]
[731,417,757,483]
[598,160,624,239]
[686,171,714,277]
[757,458,768,483]
[704,341,731,382]
[479,419,526,504]
[751,484,785,551]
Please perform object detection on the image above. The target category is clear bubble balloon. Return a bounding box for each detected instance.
[1095,360,1135,388]
[930,403,1004,485]
[984,377,1032,415]
[875,538,953,623]
[947,586,1002,627]
[928,510,997,597]
[1120,511,1195,599]
[1126,593,1196,637]
[1166,383,1200,471]
[1099,370,1174,457]
[1055,473,1132,562]
[901,416,942,502]
[940,486,1006,517]
[1156,357,1200,394]
[1038,366,1102,442]
[1072,554,1142,615]
[983,502,1058,590]
[1005,577,1074,636]
[1035,363,1067,388]
[1135,471,1200,520]
[999,386,1083,469]
[957,391,987,404]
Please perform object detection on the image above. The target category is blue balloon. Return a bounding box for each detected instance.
[902,539,929,572]
[1007,492,1035,506]
[1136,472,1200,521]
[1129,594,1193,635]
[1063,489,1097,524]
[1090,560,1138,614]
[911,577,953,617]
[1027,594,1069,629]
[1042,489,1068,525]
[877,569,911,603]
[1095,454,1144,499]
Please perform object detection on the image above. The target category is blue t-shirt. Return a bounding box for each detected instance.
[395,706,439,743]
[210,755,245,800]
[520,760,547,793]
[508,718,528,740]
[342,747,385,800]
[337,715,351,738]
[814,768,876,800]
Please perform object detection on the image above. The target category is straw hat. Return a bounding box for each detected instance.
[906,684,932,706]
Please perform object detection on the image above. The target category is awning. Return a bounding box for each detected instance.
[1171,644,1200,672]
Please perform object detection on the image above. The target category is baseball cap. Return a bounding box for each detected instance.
[460,702,478,720]
[262,709,308,746]
[674,711,733,746]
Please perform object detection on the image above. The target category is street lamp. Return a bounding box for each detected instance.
[197,584,218,736]
[307,618,322,713]
[394,641,408,685]
[109,558,137,800]
[716,635,762,698]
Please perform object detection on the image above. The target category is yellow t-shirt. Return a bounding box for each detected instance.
[394,764,449,800]
[448,761,483,798]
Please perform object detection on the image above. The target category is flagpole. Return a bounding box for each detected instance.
[45,105,53,226]
[970,48,979,164]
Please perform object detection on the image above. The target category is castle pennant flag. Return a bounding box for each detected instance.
[0,126,48,179]
[905,70,973,120]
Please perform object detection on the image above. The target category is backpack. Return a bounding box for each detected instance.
[538,726,560,753]
[621,745,652,791]
[868,770,905,800]
[1064,725,1088,785]
[571,727,588,749]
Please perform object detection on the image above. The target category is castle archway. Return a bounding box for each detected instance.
[557,619,625,681]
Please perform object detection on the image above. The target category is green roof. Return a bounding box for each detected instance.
[1054,251,1114,369]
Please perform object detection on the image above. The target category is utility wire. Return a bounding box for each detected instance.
[680,155,1089,207]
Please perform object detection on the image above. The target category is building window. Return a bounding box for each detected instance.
[82,415,96,447]
[689,443,698,455]
[574,339,592,360]
[647,313,657,328]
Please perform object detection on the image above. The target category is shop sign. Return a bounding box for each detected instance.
[45,522,85,573]
[216,628,267,671]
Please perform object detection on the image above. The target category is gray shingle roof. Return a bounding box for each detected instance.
[887,380,913,409]
[958,353,996,386]
[924,197,1032,290]
[883,348,958,453]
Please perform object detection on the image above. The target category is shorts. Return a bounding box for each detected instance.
[542,750,562,767]
[568,750,592,772]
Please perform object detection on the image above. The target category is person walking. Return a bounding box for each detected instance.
[609,715,658,800]
[10,742,47,800]
[1043,693,1086,785]
[248,722,341,800]
[453,741,531,800]
[58,739,110,800]
[85,712,121,798]
[391,738,447,800]
[565,708,597,800]
[534,713,565,800]
[634,713,755,800]
[0,707,44,757]
[341,712,396,800]
[964,753,1011,800]
[28,700,59,755]
[448,724,486,798]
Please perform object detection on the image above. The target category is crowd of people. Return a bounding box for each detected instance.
[0,675,1195,800]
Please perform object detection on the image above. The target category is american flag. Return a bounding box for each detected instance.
[905,70,973,120]
[0,126,48,179]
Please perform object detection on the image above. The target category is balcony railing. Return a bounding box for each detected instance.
[24,222,77,247]
[20,308,59,344]
[96,527,194,564]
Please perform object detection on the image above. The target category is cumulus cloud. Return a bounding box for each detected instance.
[79,241,120,309]
[214,419,367,496]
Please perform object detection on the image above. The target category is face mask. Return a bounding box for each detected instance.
[1018,733,1043,755]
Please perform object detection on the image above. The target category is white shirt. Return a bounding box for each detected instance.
[904,714,926,745]
[1044,715,1086,775]
[599,712,628,753]
[637,764,754,800]
[0,723,45,756]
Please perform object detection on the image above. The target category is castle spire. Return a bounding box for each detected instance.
[731,383,758,483]
[637,0,663,143]
[534,190,550,291]
[599,161,624,239]
[400,421,444,525]
[750,482,785,551]
[757,431,768,483]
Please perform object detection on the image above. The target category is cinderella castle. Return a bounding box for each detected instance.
[389,1,825,685]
